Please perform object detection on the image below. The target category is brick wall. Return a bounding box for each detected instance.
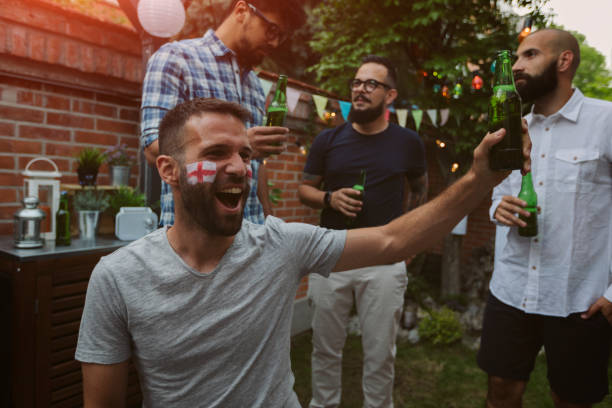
[0,0,141,235]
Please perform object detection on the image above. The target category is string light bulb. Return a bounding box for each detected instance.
[453,81,463,99]
[451,163,459,173]
[471,71,483,91]
[435,139,446,148]
[518,16,533,43]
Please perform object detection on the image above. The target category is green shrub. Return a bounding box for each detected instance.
[418,306,463,345]
[74,189,110,212]
[108,186,146,216]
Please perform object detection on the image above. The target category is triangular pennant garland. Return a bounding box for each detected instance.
[412,110,423,132]
[338,100,352,121]
[388,105,396,113]
[286,87,301,113]
[440,108,450,126]
[396,109,408,128]
[259,78,273,99]
[427,109,438,127]
[312,94,328,119]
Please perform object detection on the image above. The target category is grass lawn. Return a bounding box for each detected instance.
[290,331,612,407]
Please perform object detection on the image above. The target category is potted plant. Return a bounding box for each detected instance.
[107,186,146,217]
[104,144,136,186]
[73,189,109,240]
[76,147,105,186]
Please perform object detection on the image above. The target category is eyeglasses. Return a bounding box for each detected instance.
[247,3,288,44]
[350,78,392,93]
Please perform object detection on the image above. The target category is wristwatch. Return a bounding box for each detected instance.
[324,191,332,208]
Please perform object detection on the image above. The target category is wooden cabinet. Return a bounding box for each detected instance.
[0,237,141,407]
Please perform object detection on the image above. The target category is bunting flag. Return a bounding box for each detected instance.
[388,105,396,113]
[312,94,328,119]
[440,108,450,126]
[339,100,352,120]
[427,109,438,127]
[412,110,423,132]
[396,109,408,128]
[286,87,301,113]
[259,78,273,98]
[384,108,390,121]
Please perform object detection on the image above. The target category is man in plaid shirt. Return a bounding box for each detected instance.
[141,0,306,226]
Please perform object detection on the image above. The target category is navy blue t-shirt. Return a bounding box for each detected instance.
[304,121,426,229]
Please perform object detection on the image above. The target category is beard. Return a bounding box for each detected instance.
[178,166,250,236]
[514,59,558,102]
[235,31,270,69]
[348,94,385,124]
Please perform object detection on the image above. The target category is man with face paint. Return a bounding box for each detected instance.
[298,55,427,408]
[77,97,530,407]
[140,0,306,227]
[478,29,612,408]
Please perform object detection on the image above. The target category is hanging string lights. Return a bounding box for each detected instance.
[518,16,533,43]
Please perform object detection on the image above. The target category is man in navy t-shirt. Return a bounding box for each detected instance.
[298,55,427,408]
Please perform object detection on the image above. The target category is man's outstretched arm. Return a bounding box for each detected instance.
[333,128,531,272]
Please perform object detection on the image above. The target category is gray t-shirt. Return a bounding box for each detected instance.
[75,216,346,407]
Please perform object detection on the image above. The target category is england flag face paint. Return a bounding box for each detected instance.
[185,160,216,185]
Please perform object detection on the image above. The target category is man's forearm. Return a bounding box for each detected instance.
[143,140,159,166]
[298,184,326,209]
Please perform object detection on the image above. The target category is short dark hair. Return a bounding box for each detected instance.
[159,98,252,159]
[360,55,398,89]
[226,0,306,29]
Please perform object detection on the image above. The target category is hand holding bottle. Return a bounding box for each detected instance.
[247,126,289,158]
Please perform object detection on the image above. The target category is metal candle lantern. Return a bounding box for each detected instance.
[14,196,46,248]
[22,157,62,241]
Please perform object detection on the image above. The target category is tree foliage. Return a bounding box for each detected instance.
[571,31,612,101]
[308,0,550,177]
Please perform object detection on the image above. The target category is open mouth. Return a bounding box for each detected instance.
[215,187,243,210]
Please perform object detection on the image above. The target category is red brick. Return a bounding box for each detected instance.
[0,138,43,154]
[65,40,81,70]
[97,119,137,135]
[124,56,142,83]
[62,175,79,185]
[43,83,94,99]
[96,93,138,107]
[275,172,296,181]
[120,137,139,149]
[18,91,43,107]
[286,163,304,172]
[0,188,18,203]
[103,31,140,55]
[265,162,285,170]
[0,105,44,123]
[67,21,103,47]
[0,75,42,90]
[29,30,46,61]
[47,35,64,65]
[82,46,95,73]
[20,125,71,142]
[45,95,70,111]
[0,205,21,220]
[0,23,6,53]
[18,156,70,172]
[74,131,117,146]
[0,156,15,170]
[111,53,124,78]
[119,108,138,122]
[94,104,117,118]
[9,26,28,57]
[73,101,119,117]
[94,49,111,76]
[0,173,23,187]
[0,122,15,137]
[0,221,13,235]
[274,209,294,218]
[45,143,82,157]
[47,113,94,129]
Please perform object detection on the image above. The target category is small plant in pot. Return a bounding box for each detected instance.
[73,189,110,240]
[76,147,105,186]
[107,186,146,217]
[104,144,136,186]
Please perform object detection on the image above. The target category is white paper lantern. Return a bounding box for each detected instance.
[137,0,186,38]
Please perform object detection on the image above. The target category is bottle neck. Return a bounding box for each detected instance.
[494,52,516,88]
[520,172,537,206]
[272,76,287,104]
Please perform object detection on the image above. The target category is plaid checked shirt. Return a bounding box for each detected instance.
[141,30,266,226]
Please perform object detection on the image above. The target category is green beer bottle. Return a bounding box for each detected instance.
[488,50,523,170]
[518,172,538,237]
[265,74,288,127]
[55,191,71,246]
[346,169,366,228]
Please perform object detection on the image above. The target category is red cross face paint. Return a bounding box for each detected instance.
[246,163,253,179]
[186,160,216,184]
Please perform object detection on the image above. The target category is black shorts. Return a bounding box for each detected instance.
[477,293,612,404]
